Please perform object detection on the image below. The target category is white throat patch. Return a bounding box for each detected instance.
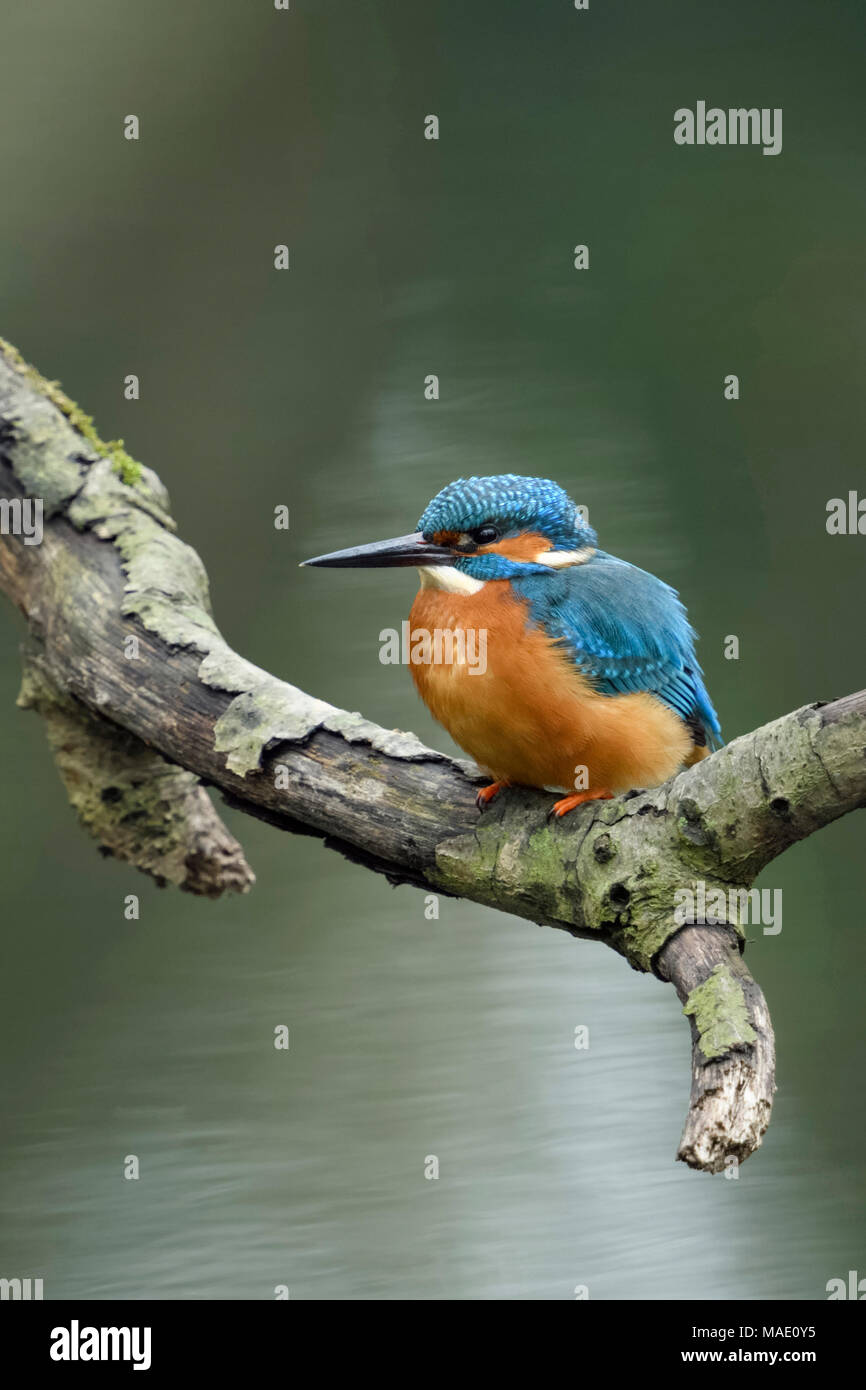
[417,565,486,594]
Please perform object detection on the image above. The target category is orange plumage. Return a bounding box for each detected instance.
[410,580,699,797]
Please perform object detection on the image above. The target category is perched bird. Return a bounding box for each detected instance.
[303,475,721,817]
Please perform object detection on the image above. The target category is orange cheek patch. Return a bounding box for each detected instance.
[432,529,462,547]
[481,532,551,561]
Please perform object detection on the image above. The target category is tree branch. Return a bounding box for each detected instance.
[2,337,864,1171]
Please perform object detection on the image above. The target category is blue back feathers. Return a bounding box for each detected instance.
[514,556,722,746]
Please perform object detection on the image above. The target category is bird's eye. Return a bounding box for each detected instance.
[470,524,500,546]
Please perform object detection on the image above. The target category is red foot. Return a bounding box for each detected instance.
[549,788,614,819]
[476,779,510,810]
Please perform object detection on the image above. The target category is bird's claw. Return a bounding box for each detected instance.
[548,789,614,820]
[476,780,510,810]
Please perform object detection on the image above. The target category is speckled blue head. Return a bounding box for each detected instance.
[418,474,597,579]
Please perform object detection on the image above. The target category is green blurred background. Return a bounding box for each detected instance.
[0,0,864,1299]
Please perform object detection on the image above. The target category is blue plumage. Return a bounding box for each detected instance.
[419,474,596,556]
[514,554,722,746]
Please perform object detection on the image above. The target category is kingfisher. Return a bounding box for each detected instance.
[302,475,721,817]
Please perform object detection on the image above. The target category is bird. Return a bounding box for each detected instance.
[302,474,721,817]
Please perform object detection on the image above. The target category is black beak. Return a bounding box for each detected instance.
[301,531,456,569]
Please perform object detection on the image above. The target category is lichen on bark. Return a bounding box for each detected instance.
[0,336,144,487]
[683,963,758,1061]
[2,339,459,783]
[18,653,253,896]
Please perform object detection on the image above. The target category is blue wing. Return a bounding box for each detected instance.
[513,552,722,746]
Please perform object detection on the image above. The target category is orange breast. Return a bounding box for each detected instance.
[409,580,692,793]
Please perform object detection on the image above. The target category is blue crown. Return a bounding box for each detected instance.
[417,474,596,550]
